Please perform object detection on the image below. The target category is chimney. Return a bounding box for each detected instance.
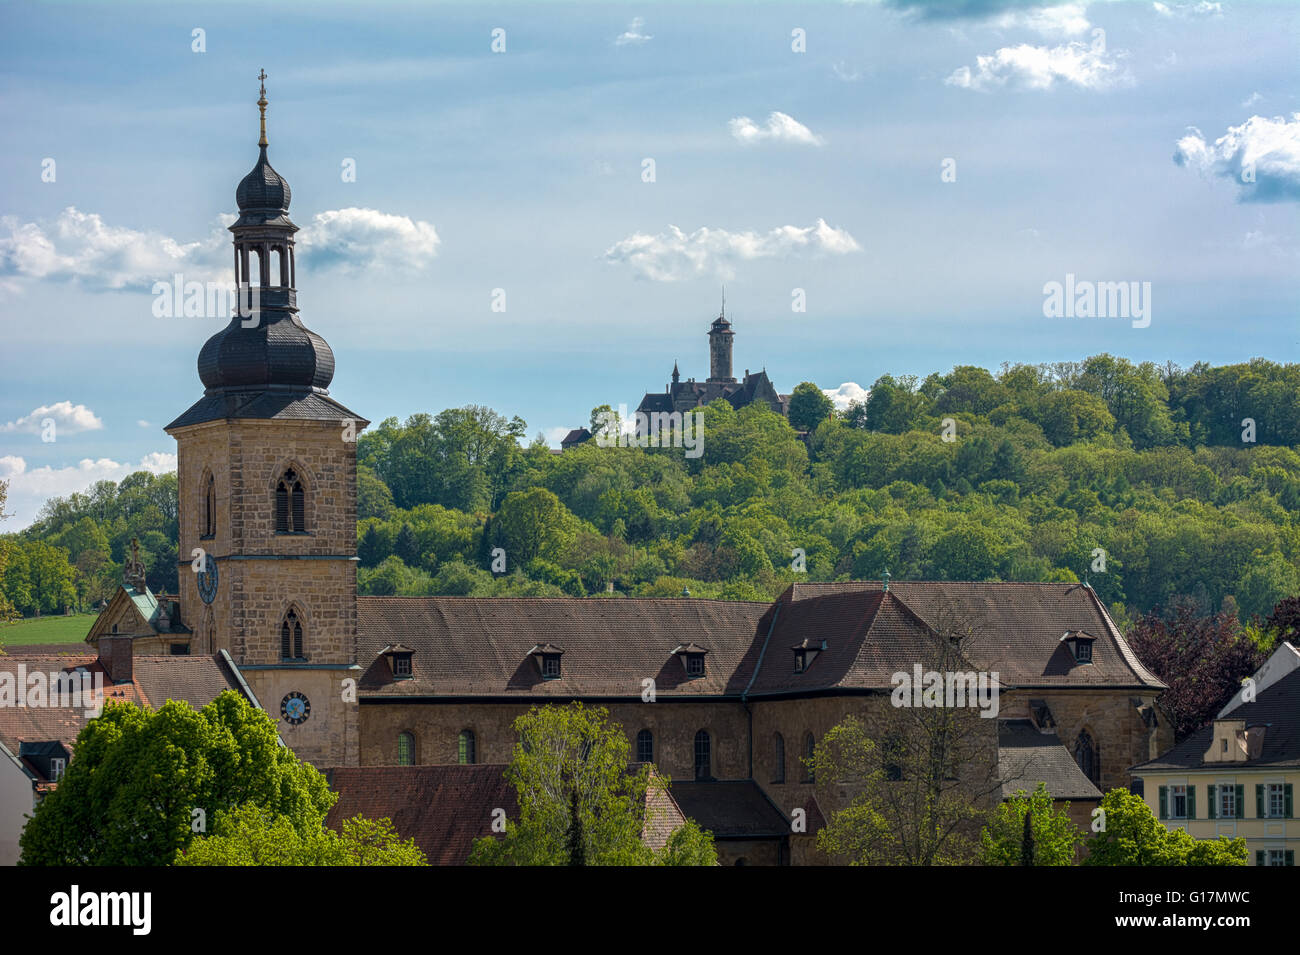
[99,635,134,685]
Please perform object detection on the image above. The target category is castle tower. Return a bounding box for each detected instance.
[707,294,735,383]
[165,72,367,768]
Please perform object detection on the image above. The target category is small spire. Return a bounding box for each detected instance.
[257,68,269,148]
[882,568,891,592]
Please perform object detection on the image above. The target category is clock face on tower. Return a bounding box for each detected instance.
[281,691,311,726]
[197,554,218,604]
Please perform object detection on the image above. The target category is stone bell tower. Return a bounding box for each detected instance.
[707,292,735,383]
[165,71,367,768]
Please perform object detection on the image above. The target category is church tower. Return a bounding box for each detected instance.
[707,295,735,383]
[165,72,366,768]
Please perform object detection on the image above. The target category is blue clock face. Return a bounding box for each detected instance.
[197,554,218,604]
[281,692,311,725]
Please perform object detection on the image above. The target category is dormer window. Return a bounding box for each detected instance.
[381,644,415,680]
[672,643,709,679]
[529,644,564,680]
[1061,630,1095,664]
[792,638,827,673]
[49,757,66,782]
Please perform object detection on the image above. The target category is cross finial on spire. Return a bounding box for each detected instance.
[257,68,269,148]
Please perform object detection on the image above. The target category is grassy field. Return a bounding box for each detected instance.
[1,613,96,647]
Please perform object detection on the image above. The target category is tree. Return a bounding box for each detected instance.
[981,783,1084,865]
[468,703,716,866]
[495,488,578,568]
[1084,789,1246,865]
[787,382,834,432]
[19,692,334,866]
[177,805,427,866]
[394,523,420,565]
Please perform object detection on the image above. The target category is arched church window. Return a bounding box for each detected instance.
[772,732,785,784]
[458,729,476,765]
[280,608,304,661]
[275,468,306,533]
[397,732,415,766]
[694,730,711,781]
[202,472,215,538]
[1074,729,1098,784]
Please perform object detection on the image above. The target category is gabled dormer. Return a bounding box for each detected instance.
[1061,630,1095,664]
[529,643,564,680]
[792,638,827,674]
[672,643,709,679]
[381,644,415,680]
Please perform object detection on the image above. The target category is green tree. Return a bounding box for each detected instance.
[495,488,578,567]
[787,382,834,432]
[468,703,716,866]
[1084,789,1245,866]
[981,783,1085,865]
[19,692,334,866]
[177,804,427,866]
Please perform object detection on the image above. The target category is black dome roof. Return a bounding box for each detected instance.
[236,145,291,214]
[198,313,333,393]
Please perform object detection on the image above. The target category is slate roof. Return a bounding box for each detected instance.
[1132,667,1300,772]
[668,780,790,839]
[324,764,686,864]
[779,581,1163,689]
[997,719,1103,801]
[356,596,769,698]
[0,653,250,778]
[167,389,366,430]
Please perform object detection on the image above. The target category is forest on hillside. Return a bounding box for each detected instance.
[4,354,1300,636]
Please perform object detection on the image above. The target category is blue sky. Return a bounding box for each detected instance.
[1,0,1297,527]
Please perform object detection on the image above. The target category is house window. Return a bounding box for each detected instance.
[1266,849,1293,867]
[275,468,306,533]
[1076,641,1091,663]
[202,472,215,538]
[280,609,304,661]
[803,732,816,783]
[49,758,66,781]
[397,732,415,766]
[169,643,189,656]
[793,651,806,674]
[1170,784,1188,819]
[1220,784,1236,820]
[393,655,411,676]
[542,655,561,679]
[458,729,476,765]
[686,655,704,677]
[772,733,785,784]
[1267,783,1286,818]
[693,730,711,781]
[636,729,653,764]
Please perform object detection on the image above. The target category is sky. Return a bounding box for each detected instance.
[1,0,1297,528]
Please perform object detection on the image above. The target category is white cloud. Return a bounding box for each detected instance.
[823,382,870,411]
[946,41,1129,92]
[729,112,825,147]
[296,207,440,273]
[137,420,152,428]
[993,3,1090,37]
[543,426,573,446]
[604,219,862,282]
[614,17,653,46]
[0,205,440,291]
[1174,113,1300,201]
[0,452,177,530]
[1242,91,1263,108]
[1154,1,1222,17]
[1,402,104,436]
[832,62,863,82]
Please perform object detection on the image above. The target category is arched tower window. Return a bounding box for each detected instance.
[772,732,786,784]
[397,731,415,766]
[1074,729,1098,784]
[636,729,654,764]
[280,608,304,661]
[694,730,711,781]
[202,472,215,538]
[275,468,306,534]
[458,729,476,765]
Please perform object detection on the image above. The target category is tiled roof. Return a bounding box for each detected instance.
[668,780,790,838]
[356,596,769,698]
[323,763,685,863]
[166,390,366,430]
[1132,667,1300,772]
[781,581,1163,688]
[131,655,245,710]
[997,719,1102,800]
[745,590,970,696]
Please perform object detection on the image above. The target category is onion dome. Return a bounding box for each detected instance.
[197,316,334,393]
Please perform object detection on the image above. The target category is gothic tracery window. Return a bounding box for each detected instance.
[281,608,304,661]
[275,468,305,533]
[1074,729,1098,784]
